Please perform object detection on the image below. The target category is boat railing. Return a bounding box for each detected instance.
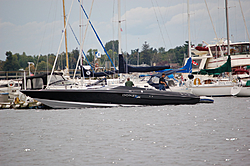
[0,69,82,80]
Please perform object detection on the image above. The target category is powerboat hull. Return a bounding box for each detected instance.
[21,86,200,108]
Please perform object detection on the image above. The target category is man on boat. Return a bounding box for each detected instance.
[125,78,134,87]
[159,73,169,90]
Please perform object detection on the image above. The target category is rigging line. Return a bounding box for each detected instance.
[68,23,93,72]
[34,0,55,75]
[151,0,167,49]
[155,0,172,47]
[238,0,250,42]
[192,4,196,44]
[73,0,95,79]
[124,0,128,55]
[182,0,185,47]
[47,0,74,87]
[187,0,191,58]
[195,3,204,44]
[152,0,174,66]
[48,1,60,73]
[77,0,117,70]
[217,0,220,37]
[123,0,128,71]
[234,0,237,42]
[204,0,223,56]
[112,0,116,68]
[79,0,93,62]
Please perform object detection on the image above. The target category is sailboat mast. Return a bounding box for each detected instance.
[225,0,230,56]
[62,0,69,72]
[118,0,122,56]
[187,0,191,58]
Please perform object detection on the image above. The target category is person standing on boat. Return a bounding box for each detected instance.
[159,73,168,90]
[125,78,134,87]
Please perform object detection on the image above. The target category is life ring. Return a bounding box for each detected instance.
[194,78,201,85]
[8,81,15,87]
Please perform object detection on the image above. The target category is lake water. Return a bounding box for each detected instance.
[0,97,250,166]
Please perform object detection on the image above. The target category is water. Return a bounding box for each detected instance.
[0,97,250,166]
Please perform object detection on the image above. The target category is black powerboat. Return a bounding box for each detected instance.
[21,85,200,108]
[20,72,200,108]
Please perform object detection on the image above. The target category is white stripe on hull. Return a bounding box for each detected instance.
[34,98,143,108]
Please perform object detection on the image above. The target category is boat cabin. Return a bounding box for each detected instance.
[22,72,76,90]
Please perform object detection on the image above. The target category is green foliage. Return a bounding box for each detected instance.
[105,40,118,54]
[3,51,21,71]
[140,41,153,65]
[1,40,190,72]
[37,61,51,71]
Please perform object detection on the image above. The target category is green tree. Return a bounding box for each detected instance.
[86,49,98,67]
[128,49,139,65]
[17,52,35,69]
[37,61,52,71]
[140,41,152,65]
[105,40,118,54]
[3,51,20,71]
[0,60,5,70]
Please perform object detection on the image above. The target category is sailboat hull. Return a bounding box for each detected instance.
[191,85,241,97]
[237,87,250,97]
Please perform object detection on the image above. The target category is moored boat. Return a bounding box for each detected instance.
[21,86,200,108]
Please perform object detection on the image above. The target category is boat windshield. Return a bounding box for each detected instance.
[48,75,78,86]
[50,80,77,86]
[48,75,65,83]
[210,43,250,58]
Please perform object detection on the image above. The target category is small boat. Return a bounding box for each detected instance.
[0,79,21,101]
[199,96,214,103]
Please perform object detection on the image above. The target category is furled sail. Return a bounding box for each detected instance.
[198,56,231,75]
[119,55,170,73]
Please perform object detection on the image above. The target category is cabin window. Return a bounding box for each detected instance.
[192,59,201,69]
[27,79,32,89]
[230,44,250,55]
[167,80,176,87]
[242,45,250,54]
[211,46,224,58]
[32,78,43,89]
[151,76,159,84]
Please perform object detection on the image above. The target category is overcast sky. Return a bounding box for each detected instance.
[0,0,249,61]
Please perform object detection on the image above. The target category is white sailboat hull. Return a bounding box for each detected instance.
[191,85,241,97]
[237,87,250,97]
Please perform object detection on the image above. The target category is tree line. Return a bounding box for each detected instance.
[0,40,190,73]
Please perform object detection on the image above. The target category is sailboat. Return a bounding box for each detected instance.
[184,0,242,97]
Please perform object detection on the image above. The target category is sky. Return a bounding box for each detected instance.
[0,0,249,61]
